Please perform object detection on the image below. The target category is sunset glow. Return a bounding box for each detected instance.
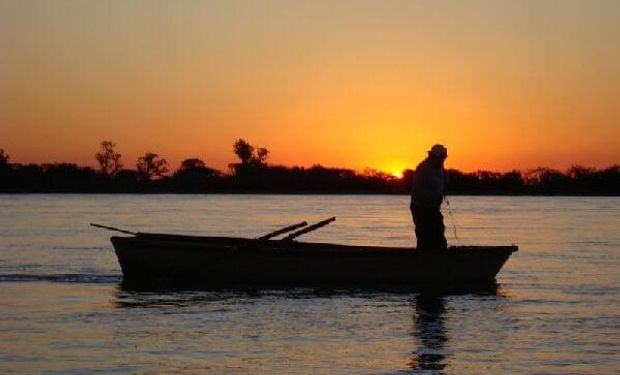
[1,1,618,173]
[390,170,405,180]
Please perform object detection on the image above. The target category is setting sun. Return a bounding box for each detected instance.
[391,170,404,179]
[382,164,407,179]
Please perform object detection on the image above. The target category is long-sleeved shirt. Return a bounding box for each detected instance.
[410,158,445,208]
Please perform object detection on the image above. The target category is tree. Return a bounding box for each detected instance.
[233,139,255,166]
[523,167,570,194]
[172,158,221,191]
[568,165,595,180]
[95,141,122,177]
[230,139,270,175]
[179,158,206,170]
[136,152,168,180]
[255,147,270,165]
[41,163,99,192]
[0,148,9,168]
[0,148,10,191]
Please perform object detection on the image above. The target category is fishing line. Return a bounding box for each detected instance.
[444,197,460,245]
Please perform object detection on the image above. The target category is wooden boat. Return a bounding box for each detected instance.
[96,219,518,288]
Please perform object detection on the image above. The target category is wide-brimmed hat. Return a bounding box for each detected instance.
[429,144,448,159]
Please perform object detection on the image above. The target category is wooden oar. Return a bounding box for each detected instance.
[90,223,136,235]
[257,221,308,241]
[282,217,336,241]
[91,221,308,240]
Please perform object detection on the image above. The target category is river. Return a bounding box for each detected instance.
[1,194,618,374]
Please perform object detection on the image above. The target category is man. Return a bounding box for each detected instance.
[410,144,448,250]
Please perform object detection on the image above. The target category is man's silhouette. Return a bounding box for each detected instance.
[410,144,448,250]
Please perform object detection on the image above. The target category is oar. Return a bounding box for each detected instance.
[256,221,308,241]
[282,217,336,241]
[91,221,308,240]
[90,223,136,235]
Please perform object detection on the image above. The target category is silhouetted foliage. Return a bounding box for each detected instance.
[172,158,221,192]
[523,168,570,194]
[0,149,10,186]
[0,162,104,192]
[229,139,270,178]
[3,164,44,192]
[95,141,122,177]
[256,147,270,165]
[233,139,254,166]
[41,163,100,192]
[0,148,9,168]
[136,152,168,181]
[112,169,140,192]
[180,158,206,170]
[1,142,618,195]
[444,169,525,195]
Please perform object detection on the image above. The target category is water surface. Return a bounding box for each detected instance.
[1,195,618,374]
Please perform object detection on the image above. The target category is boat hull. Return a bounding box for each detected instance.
[111,234,517,288]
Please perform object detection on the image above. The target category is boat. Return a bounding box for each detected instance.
[94,219,518,288]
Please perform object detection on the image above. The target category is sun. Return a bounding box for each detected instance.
[382,163,406,179]
[390,170,404,179]
[377,161,408,179]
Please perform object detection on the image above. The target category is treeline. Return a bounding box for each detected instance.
[0,141,618,195]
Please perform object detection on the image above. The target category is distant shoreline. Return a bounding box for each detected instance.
[2,142,618,196]
[1,161,618,196]
[1,192,618,197]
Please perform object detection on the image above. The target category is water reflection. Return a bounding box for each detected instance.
[407,284,504,374]
[114,284,503,309]
[113,284,506,375]
[408,293,448,373]
[113,287,402,308]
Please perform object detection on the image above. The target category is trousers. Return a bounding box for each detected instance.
[410,204,447,250]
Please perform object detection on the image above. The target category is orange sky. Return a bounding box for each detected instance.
[1,0,619,176]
